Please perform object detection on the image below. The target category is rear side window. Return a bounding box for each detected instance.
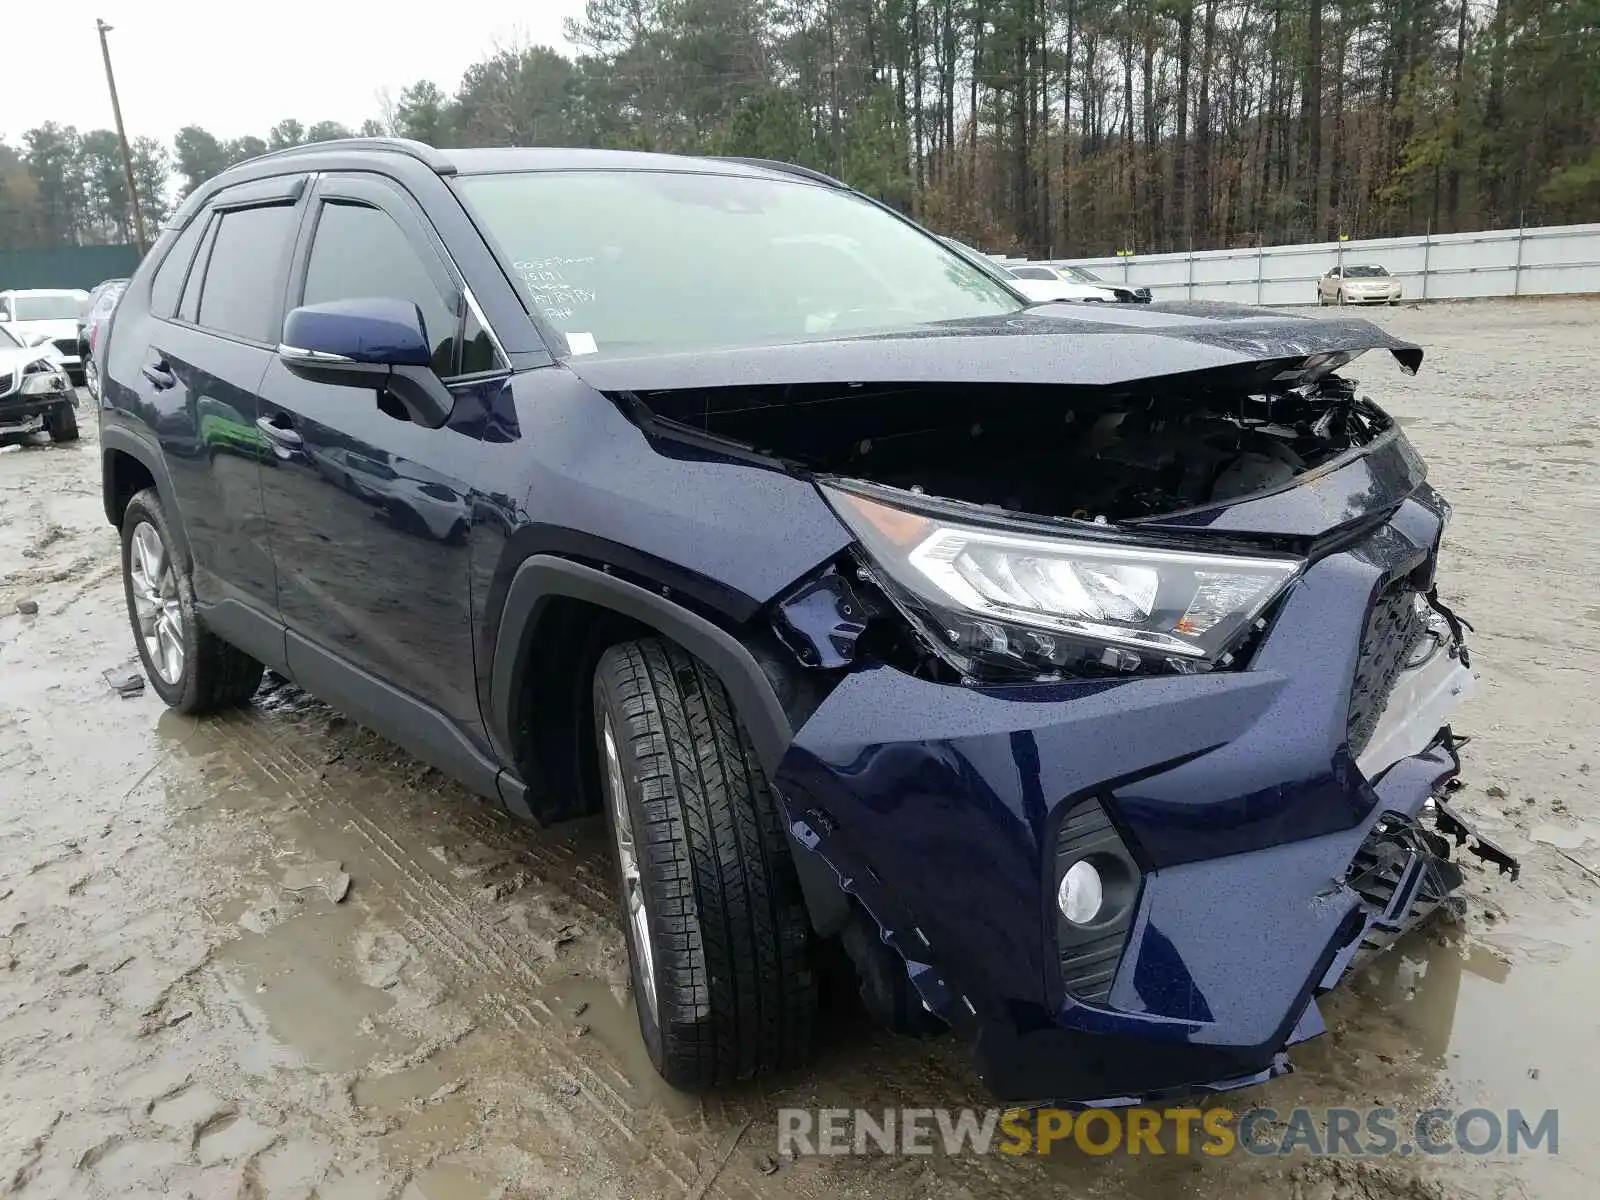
[194,204,298,343]
[300,201,461,376]
[147,217,209,319]
[179,218,219,325]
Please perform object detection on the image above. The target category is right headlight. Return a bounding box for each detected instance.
[822,482,1303,679]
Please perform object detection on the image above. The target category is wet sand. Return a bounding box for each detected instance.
[1,298,1597,1199]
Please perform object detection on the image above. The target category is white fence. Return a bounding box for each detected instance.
[991,222,1600,306]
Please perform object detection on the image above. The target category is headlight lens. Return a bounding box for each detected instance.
[20,364,68,395]
[822,483,1302,678]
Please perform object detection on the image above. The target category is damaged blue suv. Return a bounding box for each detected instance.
[98,139,1518,1105]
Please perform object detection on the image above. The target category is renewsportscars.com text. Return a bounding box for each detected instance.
[777,1106,1559,1158]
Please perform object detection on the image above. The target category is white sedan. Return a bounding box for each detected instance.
[1318,265,1402,305]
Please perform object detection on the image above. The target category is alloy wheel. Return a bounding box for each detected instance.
[128,521,184,685]
[601,712,658,1022]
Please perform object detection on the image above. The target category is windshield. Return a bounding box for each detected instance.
[1345,265,1390,277]
[453,170,1023,356]
[1009,266,1059,280]
[1061,265,1104,283]
[11,294,84,321]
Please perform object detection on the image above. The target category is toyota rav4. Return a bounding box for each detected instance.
[98,139,1517,1105]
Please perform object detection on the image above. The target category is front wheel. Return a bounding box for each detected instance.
[592,638,817,1089]
[120,488,264,713]
[45,402,79,443]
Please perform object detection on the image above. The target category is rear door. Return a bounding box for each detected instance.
[254,173,501,759]
[116,176,308,667]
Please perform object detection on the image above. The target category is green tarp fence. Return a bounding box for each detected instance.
[0,244,143,292]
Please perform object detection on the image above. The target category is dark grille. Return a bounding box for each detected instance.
[1347,580,1425,756]
[0,370,13,396]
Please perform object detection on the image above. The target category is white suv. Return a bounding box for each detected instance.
[0,289,91,385]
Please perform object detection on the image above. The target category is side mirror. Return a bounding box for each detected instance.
[278,298,453,429]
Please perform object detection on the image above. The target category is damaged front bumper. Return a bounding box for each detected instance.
[775,493,1518,1107]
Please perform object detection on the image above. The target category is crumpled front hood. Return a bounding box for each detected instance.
[562,301,1423,393]
[0,346,53,374]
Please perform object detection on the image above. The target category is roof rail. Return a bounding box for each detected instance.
[235,137,456,176]
[709,156,847,189]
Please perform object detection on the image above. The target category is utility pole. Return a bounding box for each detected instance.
[96,18,147,255]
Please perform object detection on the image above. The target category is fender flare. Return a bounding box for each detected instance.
[491,555,794,777]
[100,424,193,567]
[490,554,850,936]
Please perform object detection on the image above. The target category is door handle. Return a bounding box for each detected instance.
[255,415,303,448]
[141,360,176,390]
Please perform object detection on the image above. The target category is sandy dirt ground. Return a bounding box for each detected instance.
[1,298,1597,1200]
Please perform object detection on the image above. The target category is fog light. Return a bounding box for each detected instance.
[1057,860,1104,925]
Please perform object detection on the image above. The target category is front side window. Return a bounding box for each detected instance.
[301,202,461,377]
[453,169,1022,357]
[195,204,298,342]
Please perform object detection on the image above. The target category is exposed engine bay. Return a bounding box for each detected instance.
[626,372,1394,523]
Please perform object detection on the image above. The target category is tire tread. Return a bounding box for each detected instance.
[596,638,815,1088]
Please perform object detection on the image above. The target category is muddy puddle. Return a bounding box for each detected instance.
[4,305,1599,1200]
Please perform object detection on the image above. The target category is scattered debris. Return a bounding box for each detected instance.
[1485,784,1508,799]
[164,1009,194,1029]
[425,1081,465,1103]
[753,1152,780,1176]
[1530,823,1589,851]
[568,1023,590,1040]
[15,599,38,615]
[60,962,88,978]
[1554,850,1600,885]
[103,667,145,697]
[570,1000,589,1019]
[282,861,352,904]
[557,1078,580,1098]
[553,924,580,947]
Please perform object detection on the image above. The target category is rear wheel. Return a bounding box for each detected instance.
[120,488,263,713]
[592,638,816,1089]
[45,402,79,443]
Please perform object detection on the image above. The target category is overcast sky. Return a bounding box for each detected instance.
[9,1,588,146]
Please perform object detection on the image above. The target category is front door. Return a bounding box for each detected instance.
[254,174,500,753]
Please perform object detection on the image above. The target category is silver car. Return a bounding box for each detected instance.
[1318,264,1402,305]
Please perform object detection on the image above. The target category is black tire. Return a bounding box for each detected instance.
[45,402,79,443]
[592,638,816,1089]
[839,912,948,1039]
[120,488,264,713]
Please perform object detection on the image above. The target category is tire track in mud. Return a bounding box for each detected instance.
[199,702,773,1200]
